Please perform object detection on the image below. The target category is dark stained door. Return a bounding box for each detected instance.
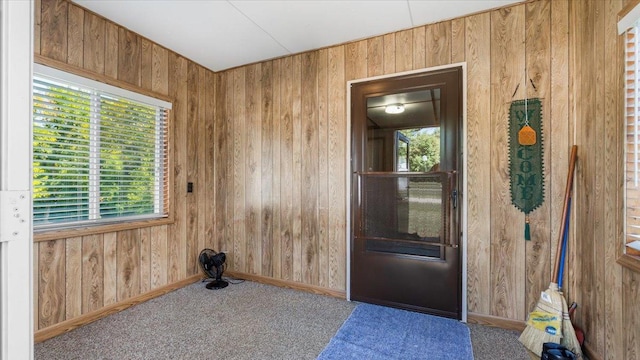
[350,67,462,319]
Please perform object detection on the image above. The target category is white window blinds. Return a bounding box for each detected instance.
[623,11,640,257]
[33,64,171,230]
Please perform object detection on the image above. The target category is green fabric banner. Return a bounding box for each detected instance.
[509,98,544,239]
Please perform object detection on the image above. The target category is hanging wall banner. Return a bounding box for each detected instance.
[509,98,544,240]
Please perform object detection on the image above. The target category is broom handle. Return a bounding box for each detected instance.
[553,145,578,283]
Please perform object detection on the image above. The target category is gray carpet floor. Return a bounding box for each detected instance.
[35,280,530,359]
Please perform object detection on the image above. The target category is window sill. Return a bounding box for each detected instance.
[33,216,174,242]
[617,253,640,273]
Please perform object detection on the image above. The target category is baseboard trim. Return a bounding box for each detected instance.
[34,274,203,343]
[467,312,526,332]
[225,271,346,299]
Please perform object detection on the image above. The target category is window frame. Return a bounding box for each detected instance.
[619,0,640,272]
[32,58,174,240]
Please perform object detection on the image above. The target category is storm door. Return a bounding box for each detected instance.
[350,67,462,319]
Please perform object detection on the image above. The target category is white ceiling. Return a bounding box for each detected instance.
[73,0,523,72]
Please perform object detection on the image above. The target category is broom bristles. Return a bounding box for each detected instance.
[518,325,562,356]
[519,282,565,356]
[560,299,583,358]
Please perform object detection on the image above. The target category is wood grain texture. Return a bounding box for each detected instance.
[233,67,247,272]
[301,51,319,285]
[103,232,117,306]
[40,0,68,62]
[214,72,229,256]
[116,229,140,301]
[291,55,303,282]
[65,237,82,319]
[81,234,103,314]
[66,3,83,67]
[186,61,200,276]
[35,0,42,55]
[168,53,188,283]
[245,63,262,275]
[83,12,105,74]
[451,18,466,63]
[383,33,396,74]
[261,61,274,277]
[465,12,492,315]
[39,240,66,328]
[271,59,283,279]
[489,5,526,320]
[425,21,452,67]
[140,38,153,92]
[150,225,168,289]
[139,227,151,293]
[523,0,551,317]
[367,36,384,77]
[204,68,215,252]
[413,26,426,69]
[317,48,330,288]
[104,21,118,79]
[395,29,413,72]
[327,45,346,290]
[152,44,169,95]
[118,28,140,86]
[34,242,40,330]
[280,56,294,281]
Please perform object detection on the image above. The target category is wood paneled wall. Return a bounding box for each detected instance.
[34,0,216,334]
[33,1,640,358]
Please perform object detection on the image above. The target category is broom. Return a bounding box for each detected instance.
[557,198,583,357]
[519,145,577,356]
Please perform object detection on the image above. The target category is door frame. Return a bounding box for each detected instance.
[345,63,468,322]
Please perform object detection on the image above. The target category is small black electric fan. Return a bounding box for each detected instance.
[198,249,228,290]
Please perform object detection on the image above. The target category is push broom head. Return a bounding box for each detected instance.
[518,282,564,356]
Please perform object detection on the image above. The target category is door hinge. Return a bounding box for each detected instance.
[0,190,30,242]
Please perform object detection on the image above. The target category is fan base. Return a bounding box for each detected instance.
[206,280,229,290]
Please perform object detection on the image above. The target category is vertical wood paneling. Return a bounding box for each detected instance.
[317,48,330,288]
[425,21,452,67]
[139,227,151,293]
[395,29,413,72]
[103,232,117,305]
[291,55,303,282]
[66,4,83,67]
[40,0,68,62]
[152,45,169,96]
[233,67,247,272]
[65,237,82,319]
[603,0,625,358]
[413,26,426,69]
[150,225,168,289]
[35,0,42,55]
[224,71,235,258]
[140,39,153,92]
[118,28,140,86]
[83,12,105,74]
[524,0,551,316]
[245,63,262,275]
[104,21,118,79]
[261,61,274,277]
[383,33,395,74]
[116,230,140,300]
[489,5,526,320]
[623,270,640,359]
[327,45,346,290]
[465,12,492,314]
[271,59,283,279]
[39,240,65,328]
[34,243,39,330]
[367,37,384,77]
[280,56,294,281]
[204,69,216,251]
[214,72,229,255]
[451,18,466,63]
[81,234,103,314]
[186,62,200,276]
[168,54,188,283]
[301,52,319,285]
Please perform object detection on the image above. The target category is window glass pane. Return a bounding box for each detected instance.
[32,69,170,230]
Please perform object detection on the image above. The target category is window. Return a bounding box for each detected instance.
[32,64,172,231]
[621,4,640,268]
